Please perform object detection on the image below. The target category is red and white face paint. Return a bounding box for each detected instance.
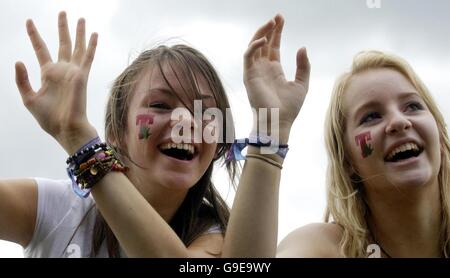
[355,131,374,159]
[136,114,154,140]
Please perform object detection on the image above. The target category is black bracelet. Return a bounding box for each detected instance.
[66,143,107,165]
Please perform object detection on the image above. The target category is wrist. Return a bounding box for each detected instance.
[250,125,291,145]
[57,125,99,155]
[247,145,285,164]
[278,126,292,145]
[66,143,128,198]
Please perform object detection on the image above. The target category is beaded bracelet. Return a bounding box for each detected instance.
[75,151,127,190]
[66,139,106,165]
[67,140,127,198]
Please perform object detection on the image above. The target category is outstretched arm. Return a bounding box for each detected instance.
[0,12,97,249]
[222,14,310,257]
[15,12,219,257]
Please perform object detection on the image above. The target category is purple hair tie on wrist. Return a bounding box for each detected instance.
[66,136,102,198]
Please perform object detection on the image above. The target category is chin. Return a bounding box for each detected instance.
[160,174,199,191]
[387,170,434,188]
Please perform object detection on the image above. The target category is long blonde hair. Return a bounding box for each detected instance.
[324,50,450,257]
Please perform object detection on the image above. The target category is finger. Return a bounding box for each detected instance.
[249,18,275,59]
[244,37,267,70]
[58,11,72,61]
[260,23,274,58]
[81,32,98,73]
[250,18,275,42]
[295,47,311,91]
[253,44,262,60]
[269,14,285,61]
[26,19,52,66]
[15,62,36,106]
[73,18,86,64]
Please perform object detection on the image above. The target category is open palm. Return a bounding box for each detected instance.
[244,15,310,141]
[15,12,98,154]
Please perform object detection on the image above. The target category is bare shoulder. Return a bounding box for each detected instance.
[187,232,224,258]
[277,223,344,258]
[0,178,38,246]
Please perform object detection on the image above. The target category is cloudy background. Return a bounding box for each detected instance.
[1,0,449,257]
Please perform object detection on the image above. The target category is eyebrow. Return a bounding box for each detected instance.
[147,88,174,97]
[351,91,421,121]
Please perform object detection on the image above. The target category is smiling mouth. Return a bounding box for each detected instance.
[385,143,424,163]
[159,143,196,161]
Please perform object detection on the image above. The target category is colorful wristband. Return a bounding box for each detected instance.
[66,138,127,198]
[226,135,289,162]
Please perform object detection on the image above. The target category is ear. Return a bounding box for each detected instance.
[106,136,119,151]
[106,130,125,154]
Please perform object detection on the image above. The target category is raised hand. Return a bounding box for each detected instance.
[243,15,310,143]
[15,11,98,154]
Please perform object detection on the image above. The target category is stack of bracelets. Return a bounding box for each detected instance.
[226,134,289,169]
[66,137,128,198]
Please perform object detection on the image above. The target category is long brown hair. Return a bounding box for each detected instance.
[91,44,237,257]
[324,50,450,257]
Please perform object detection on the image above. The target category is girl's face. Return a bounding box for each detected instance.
[124,65,218,193]
[343,68,441,191]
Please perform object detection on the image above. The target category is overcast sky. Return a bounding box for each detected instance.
[1,0,450,257]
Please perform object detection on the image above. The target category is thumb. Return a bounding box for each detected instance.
[294,47,311,91]
[15,61,36,107]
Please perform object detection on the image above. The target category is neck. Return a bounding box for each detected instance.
[365,179,442,258]
[127,168,189,223]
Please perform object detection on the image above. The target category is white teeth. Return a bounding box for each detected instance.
[159,143,195,155]
[387,143,420,161]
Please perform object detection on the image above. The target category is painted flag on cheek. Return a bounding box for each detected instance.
[355,131,374,158]
[136,114,155,140]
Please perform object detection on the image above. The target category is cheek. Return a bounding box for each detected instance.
[135,113,155,140]
[430,122,441,147]
[202,143,218,161]
[416,115,441,155]
[355,131,374,159]
[427,122,442,162]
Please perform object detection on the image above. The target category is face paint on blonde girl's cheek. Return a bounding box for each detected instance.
[136,114,154,140]
[355,131,374,159]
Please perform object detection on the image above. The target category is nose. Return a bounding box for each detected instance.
[170,111,199,130]
[170,108,201,142]
[385,111,412,135]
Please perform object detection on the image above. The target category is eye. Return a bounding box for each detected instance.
[360,112,381,125]
[202,107,214,115]
[405,101,424,112]
[148,102,171,110]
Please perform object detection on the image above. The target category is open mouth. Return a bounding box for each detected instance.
[159,143,196,161]
[385,143,423,163]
